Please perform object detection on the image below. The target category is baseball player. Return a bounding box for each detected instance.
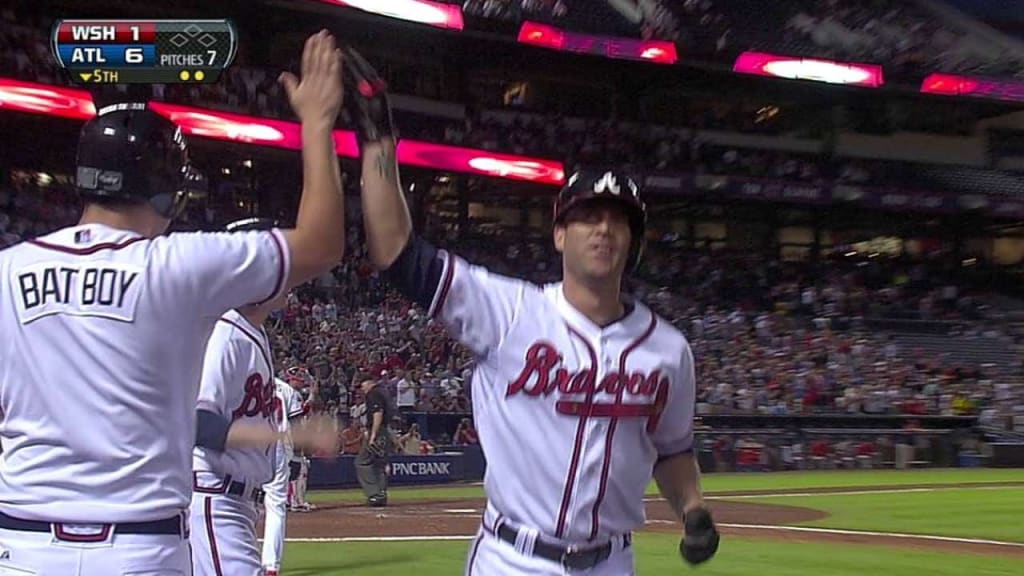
[281,367,320,512]
[191,218,339,576]
[344,49,720,575]
[260,375,303,576]
[0,31,347,575]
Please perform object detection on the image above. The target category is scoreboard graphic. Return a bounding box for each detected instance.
[51,19,238,84]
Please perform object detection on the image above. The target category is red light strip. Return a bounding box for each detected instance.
[0,78,564,185]
[517,21,678,64]
[921,73,1024,102]
[308,0,464,30]
[733,51,883,88]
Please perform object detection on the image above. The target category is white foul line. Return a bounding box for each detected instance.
[717,523,1024,548]
[642,484,1021,502]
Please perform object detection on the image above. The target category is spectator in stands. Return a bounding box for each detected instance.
[453,418,479,446]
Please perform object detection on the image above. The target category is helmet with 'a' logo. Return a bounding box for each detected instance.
[553,169,647,272]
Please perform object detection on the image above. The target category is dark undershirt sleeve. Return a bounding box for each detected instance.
[195,409,231,452]
[382,235,445,311]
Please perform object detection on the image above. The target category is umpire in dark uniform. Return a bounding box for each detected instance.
[355,377,395,507]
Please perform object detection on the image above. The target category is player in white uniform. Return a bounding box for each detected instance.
[0,31,347,576]
[260,376,304,576]
[344,50,720,575]
[191,218,339,576]
[280,367,319,512]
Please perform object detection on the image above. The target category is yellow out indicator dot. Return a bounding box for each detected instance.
[195,70,205,81]
[179,70,190,81]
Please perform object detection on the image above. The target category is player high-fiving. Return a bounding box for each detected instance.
[346,47,719,575]
[0,30,346,576]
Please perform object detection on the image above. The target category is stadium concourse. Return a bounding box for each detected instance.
[2,0,1024,464]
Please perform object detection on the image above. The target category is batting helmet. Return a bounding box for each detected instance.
[553,169,647,272]
[224,217,279,233]
[75,102,193,219]
[284,366,314,389]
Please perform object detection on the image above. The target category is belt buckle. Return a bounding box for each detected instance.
[560,545,595,572]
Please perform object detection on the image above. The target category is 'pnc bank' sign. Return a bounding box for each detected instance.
[391,461,452,477]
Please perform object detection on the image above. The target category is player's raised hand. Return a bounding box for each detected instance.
[291,414,341,458]
[279,30,344,127]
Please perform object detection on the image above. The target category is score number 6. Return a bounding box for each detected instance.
[125,47,145,65]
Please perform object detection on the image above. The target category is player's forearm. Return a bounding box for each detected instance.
[290,121,346,275]
[360,138,412,270]
[225,422,284,449]
[653,451,705,523]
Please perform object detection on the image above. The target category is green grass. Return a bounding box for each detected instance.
[280,534,1024,576]
[738,487,1024,542]
[309,468,1024,504]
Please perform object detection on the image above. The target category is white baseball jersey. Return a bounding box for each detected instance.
[0,222,290,522]
[277,381,307,462]
[272,377,296,459]
[193,310,280,486]
[428,252,695,542]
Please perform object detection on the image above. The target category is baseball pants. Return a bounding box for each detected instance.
[354,433,392,499]
[465,515,634,576]
[261,442,290,573]
[190,472,263,576]
[0,515,190,575]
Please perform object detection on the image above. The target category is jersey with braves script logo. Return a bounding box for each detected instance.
[426,252,694,542]
[193,310,280,485]
[0,223,290,522]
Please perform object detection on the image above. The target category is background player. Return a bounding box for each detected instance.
[345,49,720,574]
[261,375,301,576]
[0,30,346,575]
[281,367,320,512]
[191,217,340,576]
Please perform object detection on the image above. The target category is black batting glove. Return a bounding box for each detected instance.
[341,46,396,147]
[680,506,720,566]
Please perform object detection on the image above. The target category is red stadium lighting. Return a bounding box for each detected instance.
[517,21,678,65]
[733,51,883,88]
[517,22,566,50]
[398,140,565,185]
[0,78,96,120]
[920,73,1024,102]
[310,0,464,30]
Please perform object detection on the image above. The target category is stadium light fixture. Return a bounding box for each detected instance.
[517,21,678,65]
[733,51,883,88]
[921,73,1024,103]
[0,77,96,119]
[309,0,464,30]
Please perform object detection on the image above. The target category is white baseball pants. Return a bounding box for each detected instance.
[260,442,290,572]
[0,520,190,575]
[190,473,262,576]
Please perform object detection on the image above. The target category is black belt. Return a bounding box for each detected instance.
[0,510,184,542]
[495,522,629,571]
[194,474,264,504]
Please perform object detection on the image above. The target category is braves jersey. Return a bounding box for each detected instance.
[276,381,307,462]
[427,252,695,542]
[193,310,280,486]
[0,223,290,522]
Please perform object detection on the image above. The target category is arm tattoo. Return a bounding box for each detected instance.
[375,146,397,182]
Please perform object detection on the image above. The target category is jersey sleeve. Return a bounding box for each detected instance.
[650,340,696,459]
[427,251,526,360]
[196,326,243,416]
[155,229,290,319]
[283,387,306,420]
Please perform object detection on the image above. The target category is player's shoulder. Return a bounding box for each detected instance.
[447,249,542,294]
[635,300,691,356]
[7,224,151,259]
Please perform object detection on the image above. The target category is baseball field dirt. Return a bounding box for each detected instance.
[267,482,1024,560]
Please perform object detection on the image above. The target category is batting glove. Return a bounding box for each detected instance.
[680,506,720,566]
[341,46,396,147]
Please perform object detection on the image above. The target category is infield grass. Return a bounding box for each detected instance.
[280,533,1024,576]
[308,467,1024,504]
[739,487,1024,542]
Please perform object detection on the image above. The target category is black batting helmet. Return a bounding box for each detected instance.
[224,217,279,233]
[75,102,192,219]
[553,169,647,272]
